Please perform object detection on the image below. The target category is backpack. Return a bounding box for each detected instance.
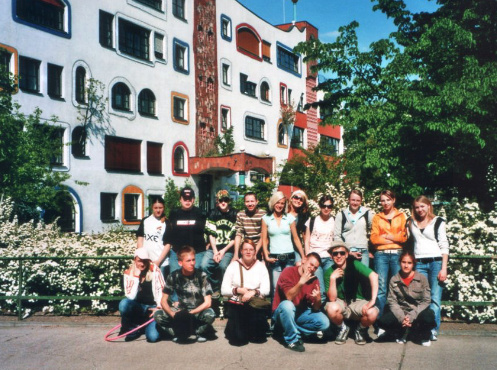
[405,217,447,253]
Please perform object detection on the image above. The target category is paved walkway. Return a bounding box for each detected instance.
[1,318,496,370]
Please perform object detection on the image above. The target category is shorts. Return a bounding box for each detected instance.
[326,299,376,321]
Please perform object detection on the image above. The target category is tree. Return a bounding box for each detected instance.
[0,69,70,222]
[294,0,497,204]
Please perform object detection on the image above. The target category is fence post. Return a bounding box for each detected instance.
[18,258,23,321]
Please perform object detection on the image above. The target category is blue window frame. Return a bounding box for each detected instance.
[13,0,71,39]
[276,41,301,77]
[220,14,232,42]
[173,38,189,74]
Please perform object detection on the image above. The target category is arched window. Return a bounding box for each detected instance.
[112,82,131,111]
[260,81,270,102]
[75,66,86,104]
[71,126,87,157]
[138,89,156,116]
[174,146,185,173]
[236,24,261,60]
[278,123,287,147]
[43,191,75,232]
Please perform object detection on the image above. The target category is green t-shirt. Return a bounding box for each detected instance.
[324,258,373,302]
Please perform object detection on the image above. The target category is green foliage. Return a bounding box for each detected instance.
[229,180,276,212]
[213,125,235,156]
[279,143,346,200]
[294,0,497,203]
[0,70,70,222]
[163,177,180,218]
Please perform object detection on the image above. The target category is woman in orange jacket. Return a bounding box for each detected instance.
[370,190,407,329]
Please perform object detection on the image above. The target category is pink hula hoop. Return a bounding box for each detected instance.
[104,318,155,342]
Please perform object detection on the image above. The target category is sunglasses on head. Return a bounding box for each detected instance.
[320,204,333,209]
[292,196,304,201]
[332,251,346,257]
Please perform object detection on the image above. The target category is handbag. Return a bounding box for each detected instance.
[238,263,271,310]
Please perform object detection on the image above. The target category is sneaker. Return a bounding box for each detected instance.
[354,327,367,345]
[124,332,141,342]
[335,324,350,345]
[172,337,179,343]
[430,331,438,341]
[316,331,324,339]
[396,338,407,344]
[377,328,386,337]
[196,335,207,343]
[422,340,431,347]
[285,341,305,352]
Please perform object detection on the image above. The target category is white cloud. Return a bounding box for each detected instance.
[321,30,341,40]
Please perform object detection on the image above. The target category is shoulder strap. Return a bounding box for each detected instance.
[239,263,244,288]
[310,217,316,233]
[364,209,369,234]
[434,217,444,242]
[341,210,347,231]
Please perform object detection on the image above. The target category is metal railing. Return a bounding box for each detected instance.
[0,254,495,320]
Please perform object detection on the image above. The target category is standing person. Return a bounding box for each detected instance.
[377,251,436,346]
[324,242,379,345]
[287,190,310,262]
[163,187,207,274]
[304,195,335,302]
[370,190,407,325]
[232,192,266,261]
[119,249,165,342]
[202,190,238,298]
[334,189,374,267]
[136,196,171,278]
[154,246,216,343]
[272,253,329,352]
[221,239,270,346]
[409,196,449,341]
[262,192,305,292]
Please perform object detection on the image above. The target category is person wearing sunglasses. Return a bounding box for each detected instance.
[324,241,379,345]
[202,190,238,299]
[287,190,310,262]
[304,195,335,302]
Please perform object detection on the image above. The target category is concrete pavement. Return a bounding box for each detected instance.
[1,320,496,370]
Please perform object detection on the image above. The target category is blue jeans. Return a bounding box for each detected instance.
[374,250,401,317]
[269,257,295,295]
[349,247,370,267]
[119,298,160,343]
[200,249,233,292]
[314,257,334,302]
[273,301,330,344]
[416,260,443,334]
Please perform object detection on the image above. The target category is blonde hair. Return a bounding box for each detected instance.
[287,190,309,214]
[412,195,435,222]
[129,258,153,282]
[268,191,286,213]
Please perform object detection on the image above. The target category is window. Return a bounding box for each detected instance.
[43,191,75,232]
[34,125,65,165]
[220,106,231,131]
[297,93,304,112]
[154,33,164,59]
[222,63,230,86]
[240,74,256,97]
[278,123,287,147]
[173,97,186,121]
[260,81,270,102]
[280,83,288,105]
[320,135,339,156]
[71,126,87,158]
[291,127,304,148]
[173,38,189,74]
[135,0,162,11]
[147,142,162,174]
[277,42,300,76]
[174,146,185,173]
[288,89,292,104]
[220,15,232,41]
[47,63,63,98]
[75,66,86,104]
[1,51,12,73]
[124,194,140,221]
[172,0,185,20]
[236,25,262,61]
[138,89,156,116]
[15,0,69,37]
[118,19,150,60]
[19,56,40,93]
[245,116,265,140]
[100,193,117,221]
[99,10,114,48]
[105,136,141,172]
[262,41,271,62]
[111,83,131,111]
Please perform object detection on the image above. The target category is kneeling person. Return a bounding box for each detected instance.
[154,246,216,342]
[325,241,379,345]
[272,253,330,352]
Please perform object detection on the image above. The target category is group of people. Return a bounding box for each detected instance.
[118,186,449,352]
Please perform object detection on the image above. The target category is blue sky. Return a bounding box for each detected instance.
[237,0,439,49]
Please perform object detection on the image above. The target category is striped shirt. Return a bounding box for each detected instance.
[235,208,266,243]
